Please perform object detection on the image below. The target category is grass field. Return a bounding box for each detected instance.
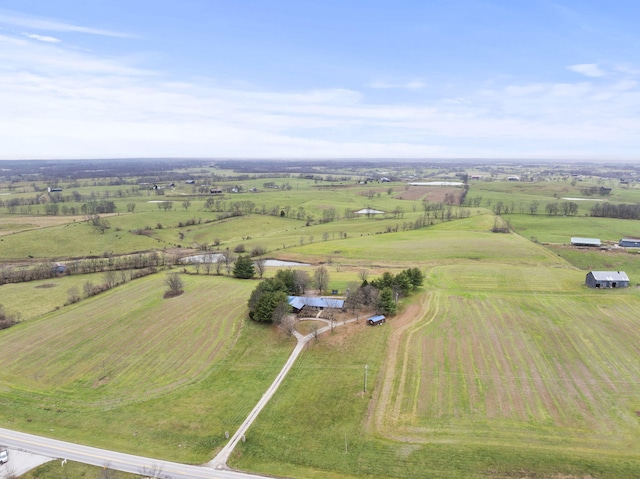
[2,167,640,478]
[20,461,142,479]
[232,275,640,478]
[0,273,294,463]
[0,272,120,320]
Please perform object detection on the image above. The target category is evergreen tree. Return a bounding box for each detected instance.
[233,255,255,279]
[377,287,396,315]
[248,277,290,322]
[406,267,424,289]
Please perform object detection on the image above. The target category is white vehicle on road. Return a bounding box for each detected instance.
[0,447,8,464]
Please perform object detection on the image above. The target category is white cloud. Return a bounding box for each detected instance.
[24,33,61,43]
[368,79,426,90]
[567,63,606,78]
[0,24,640,159]
[0,10,130,38]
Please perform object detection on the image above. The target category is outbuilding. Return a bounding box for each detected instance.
[571,237,601,247]
[585,271,629,288]
[367,315,386,326]
[619,238,640,248]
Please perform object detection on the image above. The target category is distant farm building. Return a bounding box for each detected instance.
[585,271,629,289]
[507,176,520,181]
[367,315,386,326]
[47,187,63,192]
[210,188,223,195]
[288,296,345,313]
[571,237,601,247]
[356,208,385,215]
[619,238,640,248]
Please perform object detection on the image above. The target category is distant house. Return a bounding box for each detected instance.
[507,176,520,181]
[47,187,62,193]
[51,264,68,275]
[288,296,345,313]
[367,315,386,326]
[619,238,640,248]
[210,188,223,195]
[571,237,601,247]
[185,180,195,184]
[585,271,629,288]
[356,208,385,215]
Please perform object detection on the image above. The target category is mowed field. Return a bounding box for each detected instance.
[378,288,640,450]
[233,239,640,477]
[0,273,295,462]
[0,274,251,402]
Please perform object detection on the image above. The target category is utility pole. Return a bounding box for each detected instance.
[364,364,368,393]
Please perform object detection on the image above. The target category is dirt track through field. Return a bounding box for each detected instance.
[369,292,435,434]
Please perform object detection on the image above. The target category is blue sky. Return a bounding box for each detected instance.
[1,0,639,160]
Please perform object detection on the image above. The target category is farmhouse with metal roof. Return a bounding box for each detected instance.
[585,271,629,289]
[288,296,345,313]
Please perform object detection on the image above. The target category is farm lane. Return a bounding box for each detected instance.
[210,315,358,469]
[0,315,361,478]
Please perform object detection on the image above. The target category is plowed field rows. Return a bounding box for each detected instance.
[378,289,640,451]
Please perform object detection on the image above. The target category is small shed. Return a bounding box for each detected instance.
[571,237,601,247]
[367,315,386,326]
[619,238,640,248]
[585,271,629,289]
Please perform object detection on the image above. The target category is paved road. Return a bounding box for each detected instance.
[0,316,359,478]
[0,427,270,479]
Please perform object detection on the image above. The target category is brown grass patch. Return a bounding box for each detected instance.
[395,186,463,203]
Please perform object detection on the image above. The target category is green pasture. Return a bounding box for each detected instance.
[0,272,125,320]
[468,179,639,216]
[506,213,640,243]
[2,167,640,477]
[289,222,563,267]
[233,279,640,478]
[0,274,249,401]
[0,219,161,259]
[21,461,143,479]
[0,273,294,463]
[548,245,640,279]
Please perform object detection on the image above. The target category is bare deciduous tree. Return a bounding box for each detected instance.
[83,280,94,298]
[103,270,117,289]
[358,269,369,283]
[67,287,81,304]
[314,266,330,295]
[164,273,184,298]
[293,270,311,294]
[254,258,267,278]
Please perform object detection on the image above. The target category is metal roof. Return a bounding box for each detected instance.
[288,296,344,310]
[571,237,601,246]
[367,315,386,323]
[620,238,640,245]
[589,271,629,281]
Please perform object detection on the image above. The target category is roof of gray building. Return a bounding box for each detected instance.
[589,271,629,281]
[288,296,345,310]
